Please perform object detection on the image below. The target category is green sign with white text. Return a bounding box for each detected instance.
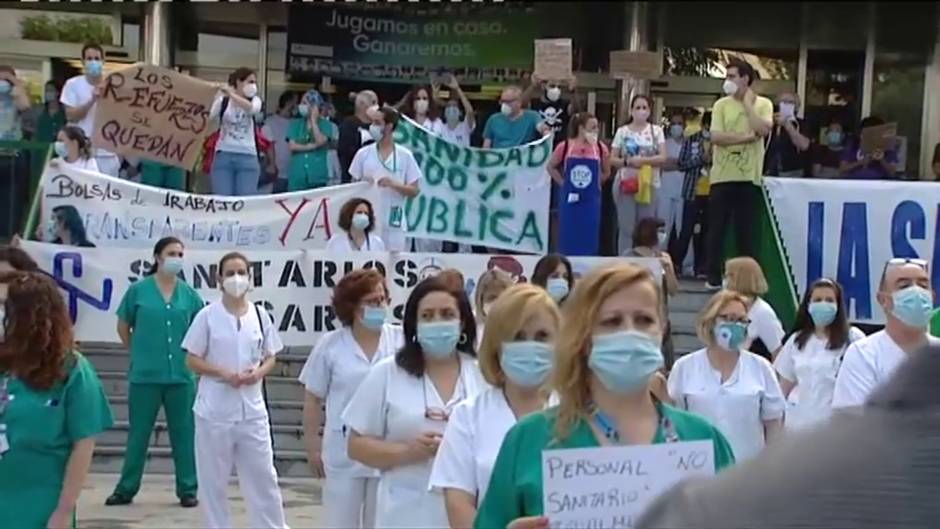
[394,116,552,254]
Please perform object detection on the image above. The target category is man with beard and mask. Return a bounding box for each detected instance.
[831,258,938,409]
[483,86,549,149]
[523,73,578,148]
[704,58,773,290]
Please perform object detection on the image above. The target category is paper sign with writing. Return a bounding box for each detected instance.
[542,441,715,529]
[21,240,660,348]
[609,50,662,80]
[534,38,573,82]
[39,163,382,250]
[93,63,218,170]
[859,122,897,155]
[394,115,552,253]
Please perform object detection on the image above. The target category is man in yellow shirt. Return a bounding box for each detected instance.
[705,58,773,290]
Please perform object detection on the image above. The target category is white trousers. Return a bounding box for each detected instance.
[322,475,379,529]
[195,416,289,529]
[657,171,684,241]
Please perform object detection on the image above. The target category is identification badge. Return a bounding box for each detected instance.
[567,193,580,204]
[389,206,403,229]
[0,424,9,456]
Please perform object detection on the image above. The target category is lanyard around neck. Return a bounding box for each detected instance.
[591,400,679,444]
[377,144,397,173]
[0,376,10,417]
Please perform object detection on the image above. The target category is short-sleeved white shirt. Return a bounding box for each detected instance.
[325,232,386,253]
[210,93,264,156]
[668,348,786,461]
[182,301,283,422]
[830,331,938,410]
[611,123,665,185]
[414,116,444,134]
[774,327,866,430]
[341,353,487,529]
[60,74,116,159]
[747,297,786,353]
[348,143,423,252]
[298,324,402,477]
[59,156,99,173]
[435,119,473,147]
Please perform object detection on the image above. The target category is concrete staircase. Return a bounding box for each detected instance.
[83,279,711,479]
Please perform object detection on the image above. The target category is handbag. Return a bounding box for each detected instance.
[619,170,639,194]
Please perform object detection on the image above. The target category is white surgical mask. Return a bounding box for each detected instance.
[546,87,562,102]
[722,79,738,96]
[500,103,513,116]
[779,102,796,119]
[632,109,649,123]
[584,132,598,145]
[242,82,258,98]
[414,99,429,114]
[223,275,251,298]
[444,106,460,123]
[368,124,384,142]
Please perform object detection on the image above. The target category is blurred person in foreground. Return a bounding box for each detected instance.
[637,339,940,529]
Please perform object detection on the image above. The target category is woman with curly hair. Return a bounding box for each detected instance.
[0,271,113,529]
[474,263,734,529]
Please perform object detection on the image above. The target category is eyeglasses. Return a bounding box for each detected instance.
[884,258,929,272]
[423,375,465,423]
[717,315,751,326]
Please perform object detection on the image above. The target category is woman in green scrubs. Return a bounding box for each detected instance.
[106,237,205,508]
[287,89,337,191]
[474,263,735,529]
[0,271,113,529]
[34,81,66,143]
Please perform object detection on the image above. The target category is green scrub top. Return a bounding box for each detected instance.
[117,275,205,384]
[473,403,736,529]
[287,116,337,191]
[36,105,66,143]
[0,353,114,529]
[930,309,940,339]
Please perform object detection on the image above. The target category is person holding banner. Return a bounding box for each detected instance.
[348,107,422,252]
[531,253,573,305]
[287,89,338,191]
[0,272,113,529]
[327,197,386,252]
[342,277,486,529]
[60,43,121,177]
[299,269,403,528]
[774,278,865,431]
[610,95,667,254]
[208,67,264,197]
[832,258,937,409]
[667,290,785,462]
[430,284,560,529]
[547,112,611,256]
[839,115,899,180]
[52,125,99,172]
[106,237,204,508]
[474,264,735,529]
[182,251,288,529]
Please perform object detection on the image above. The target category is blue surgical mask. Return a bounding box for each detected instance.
[827,130,843,146]
[808,301,838,328]
[588,330,664,394]
[161,256,184,276]
[361,305,387,331]
[44,90,57,103]
[701,130,711,140]
[546,278,569,302]
[445,106,460,123]
[54,141,68,158]
[0,80,11,95]
[500,341,554,388]
[714,321,748,352]
[352,212,370,231]
[657,230,668,248]
[369,124,384,142]
[85,59,103,77]
[669,124,684,139]
[891,286,934,328]
[297,104,310,117]
[417,320,461,359]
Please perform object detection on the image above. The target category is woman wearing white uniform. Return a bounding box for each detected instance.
[348,107,422,252]
[429,284,559,529]
[326,198,386,253]
[774,278,865,431]
[342,276,486,528]
[299,269,403,528]
[182,252,288,529]
[724,257,786,361]
[667,290,786,462]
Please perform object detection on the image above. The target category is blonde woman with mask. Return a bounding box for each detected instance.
[667,290,785,463]
[474,264,735,529]
[723,257,785,361]
[473,268,515,339]
[429,284,560,529]
[182,252,288,529]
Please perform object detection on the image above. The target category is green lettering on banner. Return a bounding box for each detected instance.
[477,150,506,169]
[489,209,513,244]
[516,211,544,249]
[424,155,447,185]
[447,166,469,192]
[527,142,551,167]
[453,200,474,238]
[427,198,449,234]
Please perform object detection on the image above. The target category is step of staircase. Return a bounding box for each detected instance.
[91,446,315,480]
[100,421,308,452]
[98,372,307,403]
[107,396,304,426]
[81,347,313,380]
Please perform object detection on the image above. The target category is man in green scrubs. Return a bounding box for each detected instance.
[106,272,204,507]
[474,404,735,529]
[0,354,114,529]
